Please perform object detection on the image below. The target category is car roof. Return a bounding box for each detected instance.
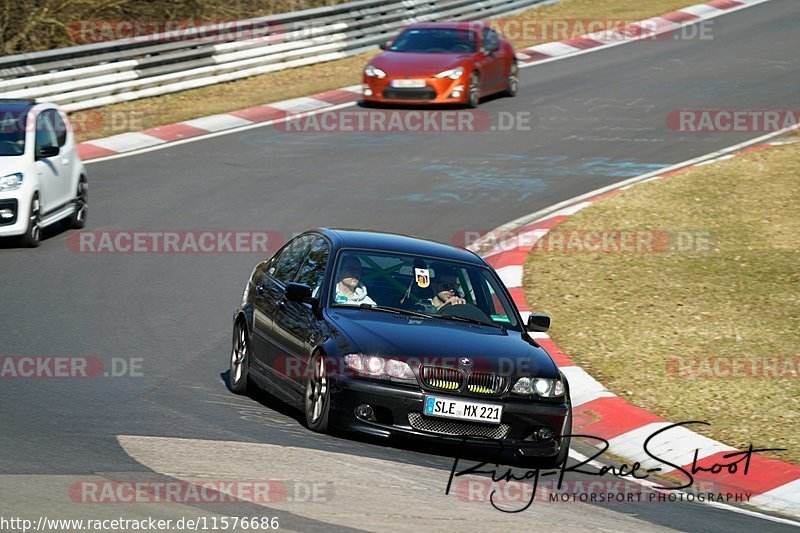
[404,21,485,31]
[316,228,486,266]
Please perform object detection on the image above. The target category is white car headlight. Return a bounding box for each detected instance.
[512,377,564,398]
[364,65,387,79]
[0,173,23,192]
[434,67,464,80]
[344,354,415,381]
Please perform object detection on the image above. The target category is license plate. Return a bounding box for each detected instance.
[390,79,426,88]
[423,395,503,425]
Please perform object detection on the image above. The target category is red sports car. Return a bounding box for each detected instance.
[362,22,518,108]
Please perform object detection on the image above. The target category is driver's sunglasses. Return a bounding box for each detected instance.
[437,279,460,291]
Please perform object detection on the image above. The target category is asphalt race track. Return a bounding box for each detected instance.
[1,1,799,531]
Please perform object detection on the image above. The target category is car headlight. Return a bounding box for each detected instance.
[0,173,23,192]
[434,67,464,80]
[512,377,564,398]
[364,65,387,79]
[344,354,415,381]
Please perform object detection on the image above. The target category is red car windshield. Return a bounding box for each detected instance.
[389,28,477,53]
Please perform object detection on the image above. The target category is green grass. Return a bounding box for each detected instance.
[523,141,800,464]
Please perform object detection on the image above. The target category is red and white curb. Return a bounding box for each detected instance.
[76,86,363,161]
[474,135,800,520]
[76,0,772,162]
[515,0,771,68]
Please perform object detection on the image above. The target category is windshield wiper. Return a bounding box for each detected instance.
[431,313,505,330]
[358,304,432,319]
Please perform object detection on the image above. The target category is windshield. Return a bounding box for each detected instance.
[0,110,27,156]
[330,249,520,329]
[389,28,477,53]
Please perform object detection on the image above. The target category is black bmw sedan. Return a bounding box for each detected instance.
[230,228,572,467]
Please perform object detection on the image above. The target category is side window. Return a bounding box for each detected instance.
[295,238,331,298]
[51,111,67,147]
[269,235,314,285]
[483,28,499,51]
[35,111,58,154]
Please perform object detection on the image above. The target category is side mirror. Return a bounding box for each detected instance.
[37,145,59,159]
[526,313,550,333]
[285,282,313,303]
[379,40,391,51]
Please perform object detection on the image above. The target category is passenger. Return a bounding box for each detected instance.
[334,256,376,306]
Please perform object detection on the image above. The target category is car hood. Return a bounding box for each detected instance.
[371,52,473,78]
[0,156,25,176]
[327,308,558,378]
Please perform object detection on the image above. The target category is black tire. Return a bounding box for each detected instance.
[466,72,481,108]
[304,352,331,433]
[229,319,251,394]
[504,61,518,97]
[68,177,88,229]
[19,194,41,248]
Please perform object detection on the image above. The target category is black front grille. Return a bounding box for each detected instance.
[467,372,508,395]
[383,88,437,101]
[408,412,510,439]
[420,366,463,391]
[0,199,17,226]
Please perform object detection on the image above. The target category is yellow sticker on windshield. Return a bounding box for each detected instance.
[415,268,430,288]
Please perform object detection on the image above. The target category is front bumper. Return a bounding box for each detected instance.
[0,193,28,237]
[362,76,467,105]
[329,375,570,459]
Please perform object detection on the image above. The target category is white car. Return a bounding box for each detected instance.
[0,99,87,247]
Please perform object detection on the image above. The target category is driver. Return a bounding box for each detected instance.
[427,265,466,310]
[334,255,376,306]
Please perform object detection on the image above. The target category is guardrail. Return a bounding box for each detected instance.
[0,0,553,112]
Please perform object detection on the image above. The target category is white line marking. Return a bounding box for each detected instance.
[477,122,799,244]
